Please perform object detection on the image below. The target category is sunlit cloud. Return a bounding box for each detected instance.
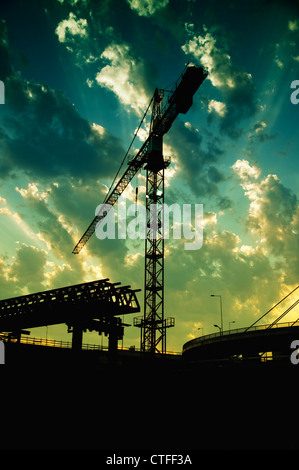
[127,0,169,16]
[208,99,227,117]
[55,12,88,43]
[96,43,150,116]
[288,20,298,31]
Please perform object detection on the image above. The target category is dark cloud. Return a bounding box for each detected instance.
[0,255,19,299]
[0,76,124,181]
[9,244,47,293]
[15,185,85,269]
[0,21,125,183]
[0,19,13,81]
[182,25,258,138]
[49,178,108,230]
[0,245,48,299]
[247,121,278,144]
[167,120,226,200]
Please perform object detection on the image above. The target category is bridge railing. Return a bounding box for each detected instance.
[183,320,299,353]
[0,333,108,350]
[0,333,181,355]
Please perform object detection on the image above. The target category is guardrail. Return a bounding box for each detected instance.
[183,320,299,353]
[0,333,108,350]
[0,333,181,355]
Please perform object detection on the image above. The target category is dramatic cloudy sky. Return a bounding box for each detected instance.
[0,0,298,351]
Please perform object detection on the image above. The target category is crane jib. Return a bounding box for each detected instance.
[72,65,208,254]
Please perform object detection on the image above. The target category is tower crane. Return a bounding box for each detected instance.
[72,64,208,354]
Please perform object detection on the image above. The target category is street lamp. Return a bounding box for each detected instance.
[198,327,204,337]
[214,324,221,334]
[211,294,223,335]
[229,321,235,331]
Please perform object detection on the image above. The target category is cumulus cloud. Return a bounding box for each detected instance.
[233,159,299,284]
[163,159,299,345]
[232,159,261,182]
[0,25,139,302]
[248,121,276,143]
[0,242,88,299]
[15,182,82,264]
[182,25,257,137]
[208,99,227,117]
[165,219,284,345]
[54,7,106,66]
[164,164,298,345]
[0,244,49,298]
[0,257,17,299]
[127,0,169,16]
[96,42,154,116]
[13,178,134,287]
[166,119,226,201]
[55,12,88,43]
[9,244,48,292]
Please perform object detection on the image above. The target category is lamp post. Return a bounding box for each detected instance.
[198,327,204,337]
[214,324,221,334]
[229,320,235,332]
[211,294,223,335]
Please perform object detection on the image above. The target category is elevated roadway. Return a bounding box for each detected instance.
[182,321,299,363]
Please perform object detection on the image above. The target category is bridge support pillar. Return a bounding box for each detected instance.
[72,324,83,351]
[108,318,124,355]
[108,327,118,353]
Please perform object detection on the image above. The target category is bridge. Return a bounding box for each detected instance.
[183,286,299,365]
[182,321,299,363]
[0,278,140,352]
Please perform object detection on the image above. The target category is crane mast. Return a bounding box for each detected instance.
[138,89,169,354]
[72,65,207,353]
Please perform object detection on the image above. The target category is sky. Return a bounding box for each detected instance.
[0,0,298,352]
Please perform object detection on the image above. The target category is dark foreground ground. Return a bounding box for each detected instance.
[1,342,298,460]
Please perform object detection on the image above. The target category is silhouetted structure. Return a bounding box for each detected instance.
[183,322,299,363]
[72,65,208,353]
[183,287,299,364]
[0,279,140,352]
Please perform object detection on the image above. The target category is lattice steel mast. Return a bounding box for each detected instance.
[140,89,169,353]
[72,65,208,353]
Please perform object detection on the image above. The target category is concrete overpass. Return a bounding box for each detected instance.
[182,321,299,363]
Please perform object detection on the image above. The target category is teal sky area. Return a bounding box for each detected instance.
[0,0,298,351]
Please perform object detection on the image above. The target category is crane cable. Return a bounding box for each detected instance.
[105,93,155,202]
[243,285,299,333]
